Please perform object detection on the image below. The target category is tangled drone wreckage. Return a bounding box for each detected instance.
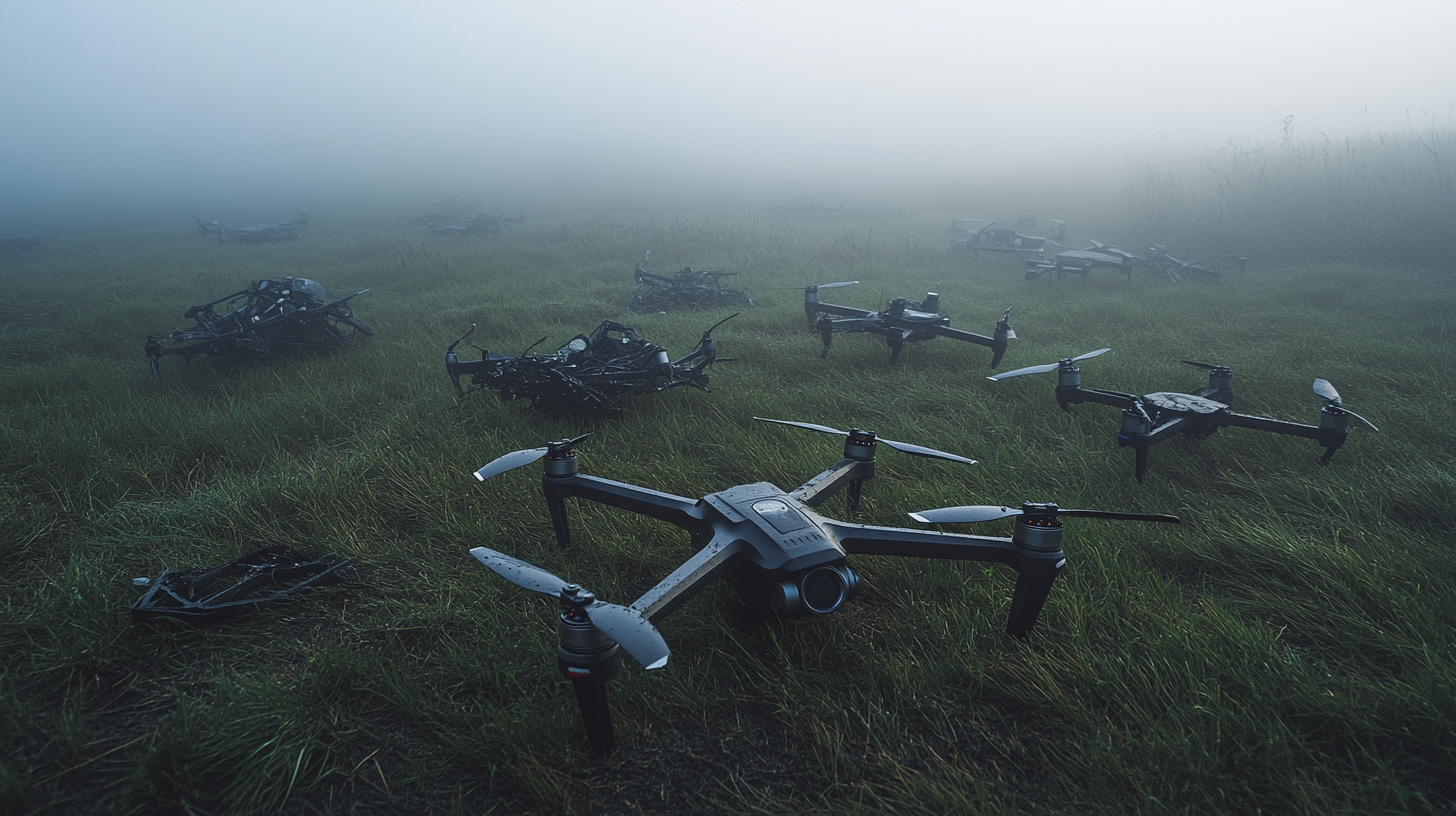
[145,277,375,379]
[445,314,737,411]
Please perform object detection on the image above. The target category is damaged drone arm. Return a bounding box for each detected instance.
[630,533,749,624]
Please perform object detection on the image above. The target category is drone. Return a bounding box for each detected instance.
[145,276,375,379]
[406,212,525,235]
[194,214,309,244]
[954,217,1065,262]
[468,419,1180,752]
[627,251,754,313]
[1024,242,1247,282]
[795,282,1015,366]
[445,314,737,411]
[988,349,1377,482]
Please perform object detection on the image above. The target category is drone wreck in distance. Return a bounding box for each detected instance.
[194,214,310,245]
[145,277,375,379]
[445,314,737,411]
[1024,241,1248,282]
[467,421,1179,752]
[989,350,1375,481]
[794,281,1015,366]
[627,251,754,313]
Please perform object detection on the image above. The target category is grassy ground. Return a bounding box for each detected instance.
[1,203,1453,815]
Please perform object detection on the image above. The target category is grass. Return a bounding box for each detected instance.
[1,183,1454,815]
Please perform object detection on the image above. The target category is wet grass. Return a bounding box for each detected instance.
[1,202,1453,815]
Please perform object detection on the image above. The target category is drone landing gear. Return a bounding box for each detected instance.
[558,586,623,754]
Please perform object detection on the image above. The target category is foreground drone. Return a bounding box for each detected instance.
[194,214,309,244]
[1025,241,1247,282]
[627,252,754,313]
[989,349,1376,481]
[146,277,374,379]
[446,315,736,411]
[469,420,1179,751]
[797,282,1015,365]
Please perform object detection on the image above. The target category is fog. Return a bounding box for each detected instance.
[3,1,1454,222]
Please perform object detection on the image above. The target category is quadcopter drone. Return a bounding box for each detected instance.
[468,420,1179,752]
[626,251,754,313]
[988,349,1377,482]
[445,314,736,411]
[795,281,1015,366]
[954,217,1065,262]
[145,277,374,379]
[194,214,309,244]
[1024,242,1247,282]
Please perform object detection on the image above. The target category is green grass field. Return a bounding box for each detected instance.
[2,190,1454,815]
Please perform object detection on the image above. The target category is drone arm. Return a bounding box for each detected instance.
[788,458,873,510]
[1219,411,1349,460]
[812,303,875,319]
[1056,385,1139,412]
[630,533,749,624]
[543,474,704,530]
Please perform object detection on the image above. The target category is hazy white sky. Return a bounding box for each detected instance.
[2,0,1453,207]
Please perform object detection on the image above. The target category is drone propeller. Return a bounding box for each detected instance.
[753,418,977,464]
[986,348,1111,381]
[776,281,858,291]
[470,547,670,669]
[909,503,1181,525]
[1313,379,1379,430]
[473,433,592,481]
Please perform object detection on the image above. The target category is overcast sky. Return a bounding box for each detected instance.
[2,1,1453,213]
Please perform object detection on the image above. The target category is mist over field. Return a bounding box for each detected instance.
[3,1,1454,231]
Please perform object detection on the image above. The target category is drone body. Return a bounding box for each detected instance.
[469,421,1178,751]
[799,282,1015,366]
[627,252,754,313]
[194,214,309,244]
[1025,242,1247,282]
[445,315,735,411]
[145,276,374,379]
[990,350,1376,482]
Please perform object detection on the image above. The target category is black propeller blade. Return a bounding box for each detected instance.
[753,417,977,464]
[909,504,1181,525]
[470,547,671,670]
[1181,359,1229,371]
[1313,379,1379,430]
[987,348,1111,381]
[473,433,592,481]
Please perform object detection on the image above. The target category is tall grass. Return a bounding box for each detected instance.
[1,191,1454,814]
[1126,126,1456,267]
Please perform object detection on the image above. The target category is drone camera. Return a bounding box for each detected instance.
[771,564,862,617]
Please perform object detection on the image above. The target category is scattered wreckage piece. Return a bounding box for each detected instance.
[145,276,375,379]
[131,546,354,624]
[627,252,754,313]
[446,314,737,411]
[953,217,1065,262]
